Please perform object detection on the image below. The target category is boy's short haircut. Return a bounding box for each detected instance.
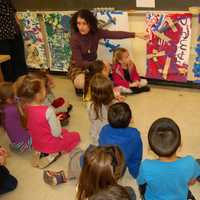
[148,118,181,157]
[88,185,131,200]
[108,102,132,128]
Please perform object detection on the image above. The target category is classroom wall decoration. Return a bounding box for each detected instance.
[146,13,192,82]
[17,12,48,69]
[96,11,133,63]
[44,13,71,72]
[192,14,200,83]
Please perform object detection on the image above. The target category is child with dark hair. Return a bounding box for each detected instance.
[99,102,143,179]
[137,118,200,200]
[69,9,147,95]
[84,60,110,101]
[76,145,136,200]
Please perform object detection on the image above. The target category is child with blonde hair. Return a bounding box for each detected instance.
[29,71,73,126]
[15,75,80,168]
[112,48,150,94]
[0,82,32,152]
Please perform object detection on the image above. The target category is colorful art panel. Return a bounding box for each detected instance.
[44,13,71,72]
[96,11,133,63]
[17,12,48,69]
[192,14,200,83]
[146,13,192,82]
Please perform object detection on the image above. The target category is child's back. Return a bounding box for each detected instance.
[88,102,109,144]
[138,156,200,200]
[88,73,115,145]
[99,102,143,178]
[137,118,200,200]
[3,104,30,146]
[0,82,31,152]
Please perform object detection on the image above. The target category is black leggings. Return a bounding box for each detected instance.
[0,166,17,195]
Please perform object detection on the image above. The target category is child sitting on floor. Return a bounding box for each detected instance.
[0,82,32,152]
[15,75,80,169]
[137,118,200,200]
[112,47,150,94]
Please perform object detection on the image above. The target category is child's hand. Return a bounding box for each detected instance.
[0,147,8,157]
[115,94,126,102]
[0,147,8,165]
[0,155,6,165]
[57,114,64,121]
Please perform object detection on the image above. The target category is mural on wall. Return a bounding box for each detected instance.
[44,13,71,72]
[17,12,48,69]
[192,14,200,83]
[96,11,132,63]
[146,13,192,82]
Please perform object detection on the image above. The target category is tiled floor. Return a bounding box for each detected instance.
[1,75,200,200]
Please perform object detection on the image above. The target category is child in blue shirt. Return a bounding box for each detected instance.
[99,102,143,178]
[137,118,200,200]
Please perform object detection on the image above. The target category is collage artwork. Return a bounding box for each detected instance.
[146,13,192,82]
[18,11,199,86]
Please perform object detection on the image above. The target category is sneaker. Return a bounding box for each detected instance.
[38,152,62,169]
[43,170,67,186]
[67,104,73,113]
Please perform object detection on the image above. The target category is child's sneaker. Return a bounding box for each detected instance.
[32,151,61,169]
[38,152,61,169]
[43,170,67,186]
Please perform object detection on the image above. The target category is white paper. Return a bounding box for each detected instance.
[136,0,155,8]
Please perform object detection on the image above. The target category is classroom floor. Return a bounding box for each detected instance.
[1,75,200,200]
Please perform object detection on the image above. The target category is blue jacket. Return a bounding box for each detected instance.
[99,124,143,178]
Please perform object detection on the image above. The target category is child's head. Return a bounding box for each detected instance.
[16,75,46,104]
[29,70,55,93]
[88,185,131,200]
[148,118,181,157]
[84,60,110,96]
[0,82,14,106]
[77,145,125,200]
[90,73,114,119]
[113,48,130,66]
[108,102,132,128]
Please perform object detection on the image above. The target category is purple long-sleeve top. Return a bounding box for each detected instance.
[70,28,135,68]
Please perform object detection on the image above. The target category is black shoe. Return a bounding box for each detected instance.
[131,86,151,94]
[67,104,73,113]
[75,88,83,97]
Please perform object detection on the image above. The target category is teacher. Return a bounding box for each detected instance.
[0,0,28,81]
[69,9,147,95]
